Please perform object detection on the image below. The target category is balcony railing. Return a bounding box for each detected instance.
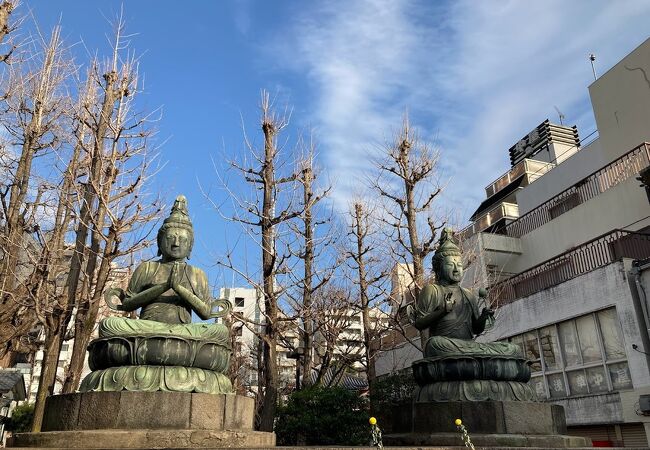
[461,202,519,239]
[489,229,650,307]
[505,142,650,238]
[485,159,555,199]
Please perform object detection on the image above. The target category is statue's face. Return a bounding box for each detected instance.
[440,254,463,284]
[160,227,192,261]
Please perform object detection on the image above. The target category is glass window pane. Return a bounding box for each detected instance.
[539,326,561,370]
[559,321,581,366]
[530,376,547,399]
[597,309,626,360]
[547,373,567,398]
[585,366,609,393]
[575,315,602,363]
[523,332,541,372]
[608,362,633,390]
[567,370,589,396]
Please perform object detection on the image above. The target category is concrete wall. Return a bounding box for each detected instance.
[375,340,420,378]
[590,37,650,163]
[481,260,650,427]
[516,139,607,216]
[511,176,650,273]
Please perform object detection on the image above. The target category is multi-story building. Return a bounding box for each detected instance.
[220,286,389,391]
[219,287,265,392]
[461,37,650,447]
[376,37,650,447]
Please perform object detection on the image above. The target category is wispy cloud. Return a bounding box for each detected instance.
[274,0,650,220]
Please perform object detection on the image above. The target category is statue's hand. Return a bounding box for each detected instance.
[480,307,495,321]
[443,292,455,312]
[104,287,125,311]
[170,262,184,292]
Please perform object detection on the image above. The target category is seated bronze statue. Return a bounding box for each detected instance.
[408,228,535,402]
[80,196,233,394]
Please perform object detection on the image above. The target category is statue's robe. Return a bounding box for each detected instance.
[100,260,228,342]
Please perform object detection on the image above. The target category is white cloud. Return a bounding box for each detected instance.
[275,0,650,220]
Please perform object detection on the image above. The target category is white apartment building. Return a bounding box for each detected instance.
[376,37,650,447]
[220,286,389,390]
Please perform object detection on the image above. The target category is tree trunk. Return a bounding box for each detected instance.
[31,322,63,431]
[300,166,314,384]
[62,229,116,393]
[258,114,278,432]
[354,203,377,390]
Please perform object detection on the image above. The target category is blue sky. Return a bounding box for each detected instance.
[24,1,650,290]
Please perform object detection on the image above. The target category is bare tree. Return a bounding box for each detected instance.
[308,281,380,387]
[213,91,305,431]
[369,117,445,300]
[31,17,162,431]
[0,23,73,365]
[345,200,390,390]
[286,147,333,385]
[60,58,162,394]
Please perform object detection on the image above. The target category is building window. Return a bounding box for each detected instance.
[234,326,243,337]
[61,344,69,352]
[235,297,245,307]
[509,307,631,400]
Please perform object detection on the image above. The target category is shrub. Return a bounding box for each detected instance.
[4,403,34,433]
[370,369,416,411]
[275,386,369,445]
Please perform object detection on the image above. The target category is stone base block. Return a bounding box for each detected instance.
[388,400,566,435]
[383,432,590,448]
[381,400,590,447]
[9,429,275,449]
[41,392,254,432]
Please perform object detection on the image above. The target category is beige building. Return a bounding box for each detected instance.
[376,37,650,447]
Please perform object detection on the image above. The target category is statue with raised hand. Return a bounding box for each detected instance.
[412,227,515,357]
[80,195,234,394]
[408,227,536,402]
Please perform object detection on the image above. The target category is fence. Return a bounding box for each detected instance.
[489,229,650,307]
[505,142,650,238]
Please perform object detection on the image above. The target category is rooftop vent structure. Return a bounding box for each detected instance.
[508,119,580,167]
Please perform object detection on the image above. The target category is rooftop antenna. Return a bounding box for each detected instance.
[554,106,565,126]
[589,53,597,81]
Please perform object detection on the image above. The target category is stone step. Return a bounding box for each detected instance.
[6,447,647,450]
[8,429,275,449]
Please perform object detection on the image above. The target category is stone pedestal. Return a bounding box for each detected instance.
[382,400,590,448]
[8,391,275,449]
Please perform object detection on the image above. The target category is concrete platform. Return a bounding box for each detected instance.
[6,446,648,450]
[40,391,254,431]
[8,391,275,449]
[8,429,275,449]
